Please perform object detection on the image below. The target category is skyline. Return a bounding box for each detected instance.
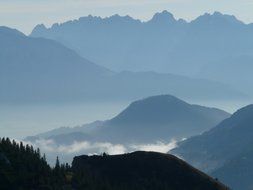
[1,0,253,34]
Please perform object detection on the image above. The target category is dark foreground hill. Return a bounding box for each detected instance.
[0,138,229,190]
[72,151,229,190]
[0,137,71,189]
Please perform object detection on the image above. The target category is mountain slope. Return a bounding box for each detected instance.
[72,151,229,190]
[171,104,253,172]
[27,95,230,144]
[211,144,253,190]
[32,11,242,74]
[170,105,253,190]
[30,11,253,96]
[97,95,230,143]
[0,26,112,103]
[1,26,244,103]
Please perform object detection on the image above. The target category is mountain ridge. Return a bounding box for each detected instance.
[30,11,253,97]
[1,26,245,103]
[170,104,253,190]
[26,95,231,145]
[72,151,229,190]
[31,11,247,33]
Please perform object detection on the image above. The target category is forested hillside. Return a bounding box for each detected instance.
[0,138,71,190]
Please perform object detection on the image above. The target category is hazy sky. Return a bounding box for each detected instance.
[1,0,253,34]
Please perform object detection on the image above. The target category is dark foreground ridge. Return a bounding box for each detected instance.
[0,138,229,190]
[72,151,229,190]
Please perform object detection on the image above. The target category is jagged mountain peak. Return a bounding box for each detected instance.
[192,11,244,25]
[106,14,140,23]
[31,24,48,35]
[149,10,177,23]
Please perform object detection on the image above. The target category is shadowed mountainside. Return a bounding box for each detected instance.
[171,104,253,190]
[211,144,253,190]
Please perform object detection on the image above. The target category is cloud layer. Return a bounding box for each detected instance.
[28,139,177,155]
[22,138,178,164]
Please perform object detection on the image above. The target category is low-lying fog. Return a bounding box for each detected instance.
[24,139,178,165]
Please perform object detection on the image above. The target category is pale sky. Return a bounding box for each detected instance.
[1,0,253,34]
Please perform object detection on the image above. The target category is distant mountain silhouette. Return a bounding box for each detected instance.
[27,95,230,144]
[0,27,244,103]
[72,151,229,190]
[148,10,179,24]
[97,95,230,143]
[0,26,112,103]
[30,11,253,96]
[192,11,243,25]
[27,121,105,141]
[171,104,253,190]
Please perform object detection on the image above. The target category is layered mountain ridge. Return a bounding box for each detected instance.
[26,95,230,144]
[30,11,253,96]
[0,26,244,103]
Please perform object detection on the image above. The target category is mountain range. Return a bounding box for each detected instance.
[0,26,244,103]
[26,95,230,145]
[0,26,111,103]
[171,104,253,190]
[31,11,253,95]
[2,9,253,190]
